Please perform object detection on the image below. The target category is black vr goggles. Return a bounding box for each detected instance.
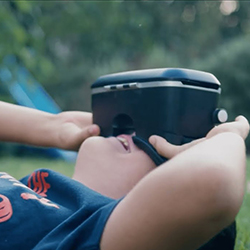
[91,68,228,166]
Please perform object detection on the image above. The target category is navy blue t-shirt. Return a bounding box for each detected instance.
[0,169,121,250]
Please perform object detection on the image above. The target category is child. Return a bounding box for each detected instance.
[0,101,249,250]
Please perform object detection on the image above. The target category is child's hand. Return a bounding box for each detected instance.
[56,111,100,151]
[206,115,249,140]
[149,116,249,159]
[149,135,204,160]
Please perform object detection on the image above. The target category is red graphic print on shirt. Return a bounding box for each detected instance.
[0,194,13,223]
[21,193,59,209]
[27,171,51,197]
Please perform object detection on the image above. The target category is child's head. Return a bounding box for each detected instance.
[73,134,156,198]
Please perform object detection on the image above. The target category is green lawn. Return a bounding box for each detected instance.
[236,158,250,250]
[0,156,249,249]
[0,156,75,179]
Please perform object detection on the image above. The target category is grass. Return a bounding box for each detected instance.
[0,156,75,179]
[235,158,250,250]
[0,156,249,249]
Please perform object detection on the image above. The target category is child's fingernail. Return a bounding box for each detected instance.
[149,136,156,145]
[89,125,99,135]
[88,126,95,134]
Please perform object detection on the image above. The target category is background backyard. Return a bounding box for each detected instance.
[1,0,250,149]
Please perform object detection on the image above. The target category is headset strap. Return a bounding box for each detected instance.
[132,136,167,166]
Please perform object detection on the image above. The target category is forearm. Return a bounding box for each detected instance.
[0,101,58,147]
[163,132,246,219]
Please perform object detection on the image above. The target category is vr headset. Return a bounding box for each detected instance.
[91,68,228,165]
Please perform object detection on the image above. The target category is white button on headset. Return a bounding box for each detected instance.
[216,109,228,123]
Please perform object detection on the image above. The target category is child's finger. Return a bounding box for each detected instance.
[149,135,204,159]
[87,124,100,136]
[149,135,178,159]
[235,115,249,139]
[79,125,100,143]
[206,116,249,140]
[71,124,100,151]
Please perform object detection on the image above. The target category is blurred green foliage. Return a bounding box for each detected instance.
[0,0,250,148]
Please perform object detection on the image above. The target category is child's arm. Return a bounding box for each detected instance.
[101,116,249,250]
[0,101,100,150]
